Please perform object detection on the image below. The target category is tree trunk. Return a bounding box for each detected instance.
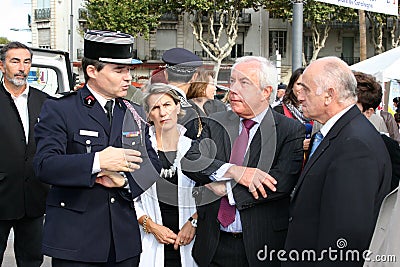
[310,24,330,62]
[359,10,367,61]
[190,10,238,78]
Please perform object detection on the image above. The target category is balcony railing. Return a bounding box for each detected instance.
[304,55,360,65]
[34,8,51,20]
[238,13,251,24]
[305,20,359,29]
[150,50,166,60]
[195,50,209,58]
[341,56,360,65]
[160,13,178,21]
[201,12,251,25]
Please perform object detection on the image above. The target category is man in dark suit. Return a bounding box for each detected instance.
[34,30,159,266]
[182,56,305,267]
[284,57,392,266]
[0,42,49,267]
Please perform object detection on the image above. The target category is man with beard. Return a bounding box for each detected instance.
[0,42,49,266]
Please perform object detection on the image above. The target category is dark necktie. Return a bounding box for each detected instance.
[309,131,323,157]
[104,100,114,124]
[217,119,256,228]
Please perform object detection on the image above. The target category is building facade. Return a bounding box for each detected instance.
[30,1,391,84]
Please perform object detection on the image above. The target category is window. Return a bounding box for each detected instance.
[230,44,243,59]
[269,31,287,58]
[37,0,50,8]
[156,29,176,50]
[38,28,51,48]
[304,36,313,62]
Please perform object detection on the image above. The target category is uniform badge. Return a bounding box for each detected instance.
[180,96,192,108]
[84,95,96,106]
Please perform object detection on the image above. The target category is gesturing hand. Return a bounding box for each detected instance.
[225,165,277,199]
[99,147,142,172]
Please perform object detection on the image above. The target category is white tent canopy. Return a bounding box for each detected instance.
[350,47,400,83]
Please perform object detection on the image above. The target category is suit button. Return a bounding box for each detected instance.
[110,197,115,203]
[60,202,65,207]
[289,217,293,222]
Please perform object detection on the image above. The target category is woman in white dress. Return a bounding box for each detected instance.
[134,83,198,267]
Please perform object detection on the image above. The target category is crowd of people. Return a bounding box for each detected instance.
[0,29,398,267]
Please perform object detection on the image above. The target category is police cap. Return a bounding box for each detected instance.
[162,48,202,73]
[84,30,142,65]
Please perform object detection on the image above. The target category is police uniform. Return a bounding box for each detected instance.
[34,30,159,266]
[162,48,204,139]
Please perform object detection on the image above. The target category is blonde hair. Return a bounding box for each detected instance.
[187,69,215,99]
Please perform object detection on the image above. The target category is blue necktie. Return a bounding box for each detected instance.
[309,131,323,157]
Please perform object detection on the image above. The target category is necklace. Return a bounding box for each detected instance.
[159,151,178,179]
[160,166,176,179]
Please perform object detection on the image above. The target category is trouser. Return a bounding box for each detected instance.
[52,256,140,267]
[0,216,44,267]
[209,230,249,267]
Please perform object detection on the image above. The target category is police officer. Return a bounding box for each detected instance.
[34,30,159,267]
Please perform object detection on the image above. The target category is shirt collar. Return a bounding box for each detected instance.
[240,107,269,125]
[86,85,114,110]
[2,80,29,99]
[320,104,354,137]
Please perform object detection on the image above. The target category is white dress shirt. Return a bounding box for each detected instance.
[212,107,269,232]
[86,85,114,174]
[3,82,30,143]
[319,104,354,138]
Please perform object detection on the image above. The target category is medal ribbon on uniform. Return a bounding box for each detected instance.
[122,99,150,146]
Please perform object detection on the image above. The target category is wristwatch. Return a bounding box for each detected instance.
[119,172,129,189]
[188,216,197,228]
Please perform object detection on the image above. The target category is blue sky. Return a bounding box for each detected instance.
[1,0,31,42]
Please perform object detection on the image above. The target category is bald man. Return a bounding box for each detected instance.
[284,57,392,267]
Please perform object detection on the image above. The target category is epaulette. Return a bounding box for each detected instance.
[59,91,78,98]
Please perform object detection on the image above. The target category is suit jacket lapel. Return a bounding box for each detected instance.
[226,111,241,160]
[226,108,276,167]
[250,108,276,170]
[291,105,361,200]
[27,89,43,146]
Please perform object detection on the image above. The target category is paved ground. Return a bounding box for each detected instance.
[2,230,51,267]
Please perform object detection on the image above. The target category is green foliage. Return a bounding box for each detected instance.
[262,0,358,62]
[263,0,357,23]
[0,37,10,44]
[83,0,162,39]
[161,0,258,15]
